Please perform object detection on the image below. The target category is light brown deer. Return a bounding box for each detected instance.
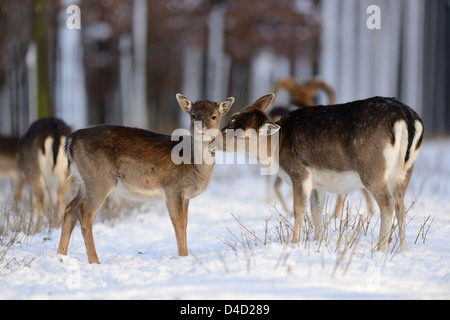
[0,136,23,200]
[16,118,72,231]
[273,76,335,108]
[0,137,20,190]
[211,94,424,252]
[0,136,20,179]
[57,94,234,263]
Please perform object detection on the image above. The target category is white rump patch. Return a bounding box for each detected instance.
[404,120,423,171]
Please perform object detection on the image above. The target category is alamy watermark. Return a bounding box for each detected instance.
[366,5,381,30]
[66,5,81,30]
[66,4,381,31]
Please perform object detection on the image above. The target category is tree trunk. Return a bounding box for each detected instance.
[32,0,52,119]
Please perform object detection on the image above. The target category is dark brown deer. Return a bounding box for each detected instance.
[16,118,72,231]
[268,76,337,213]
[269,77,374,218]
[211,94,423,252]
[57,94,234,263]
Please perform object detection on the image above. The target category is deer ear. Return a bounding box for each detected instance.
[176,93,193,113]
[218,97,235,115]
[253,93,275,111]
[259,122,280,136]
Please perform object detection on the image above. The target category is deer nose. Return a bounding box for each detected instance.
[194,121,206,134]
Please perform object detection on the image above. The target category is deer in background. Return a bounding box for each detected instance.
[57,94,234,263]
[211,94,423,252]
[269,76,374,218]
[273,76,335,108]
[16,118,72,231]
[0,136,20,180]
[0,136,24,201]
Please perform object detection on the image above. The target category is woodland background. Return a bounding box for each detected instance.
[0,0,448,136]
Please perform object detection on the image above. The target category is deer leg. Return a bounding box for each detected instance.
[166,192,189,256]
[265,175,274,202]
[78,187,110,264]
[332,194,347,219]
[14,174,25,204]
[55,177,71,225]
[274,176,290,213]
[393,166,414,251]
[370,183,395,252]
[361,188,375,215]
[292,177,312,243]
[310,189,325,241]
[57,191,83,256]
[28,173,49,232]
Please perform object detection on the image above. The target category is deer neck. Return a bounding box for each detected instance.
[190,136,215,172]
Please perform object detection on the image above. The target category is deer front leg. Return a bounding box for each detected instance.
[332,194,347,219]
[166,192,189,256]
[310,189,325,241]
[361,189,375,215]
[78,199,101,264]
[274,176,290,213]
[77,187,110,264]
[292,176,312,243]
[57,191,82,256]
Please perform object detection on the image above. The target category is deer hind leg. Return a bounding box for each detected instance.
[58,191,83,256]
[166,192,189,256]
[370,183,395,252]
[393,165,414,251]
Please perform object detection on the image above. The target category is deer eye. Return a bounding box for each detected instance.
[211,116,217,120]
[191,115,195,119]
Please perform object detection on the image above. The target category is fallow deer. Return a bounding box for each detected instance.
[273,76,335,108]
[268,76,338,213]
[0,136,23,201]
[57,94,234,263]
[0,136,20,180]
[16,118,72,231]
[211,94,423,252]
[270,77,374,218]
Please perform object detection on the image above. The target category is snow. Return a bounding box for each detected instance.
[1,139,449,300]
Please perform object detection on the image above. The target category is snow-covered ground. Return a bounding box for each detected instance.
[0,139,449,300]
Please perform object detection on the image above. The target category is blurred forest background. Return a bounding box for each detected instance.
[0,0,448,137]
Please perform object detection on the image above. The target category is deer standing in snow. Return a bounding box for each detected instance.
[57,94,234,263]
[211,94,423,252]
[270,77,374,218]
[0,136,23,200]
[16,118,72,231]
